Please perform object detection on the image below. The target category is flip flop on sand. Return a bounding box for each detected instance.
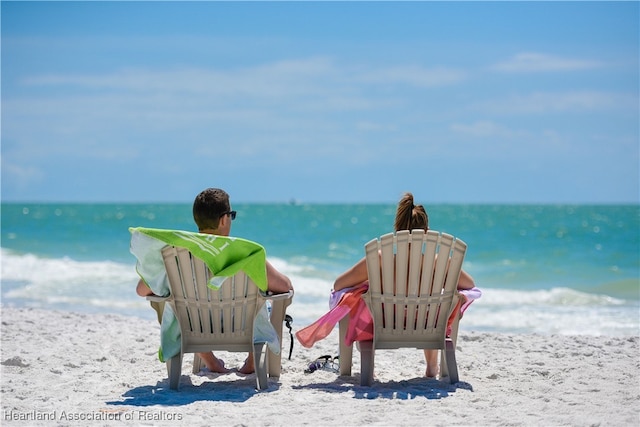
[304,355,339,374]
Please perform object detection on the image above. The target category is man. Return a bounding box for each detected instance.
[136,187,293,373]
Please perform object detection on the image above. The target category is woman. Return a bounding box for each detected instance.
[332,192,475,378]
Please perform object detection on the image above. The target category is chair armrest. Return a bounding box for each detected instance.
[146,295,169,303]
[260,289,294,301]
[447,292,463,346]
[262,289,294,378]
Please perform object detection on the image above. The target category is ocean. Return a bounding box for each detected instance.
[1,203,638,336]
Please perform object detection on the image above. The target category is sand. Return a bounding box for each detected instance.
[1,307,638,426]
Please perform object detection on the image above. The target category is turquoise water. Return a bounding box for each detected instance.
[1,203,638,336]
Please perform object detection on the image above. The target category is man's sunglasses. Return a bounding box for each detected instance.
[220,210,237,220]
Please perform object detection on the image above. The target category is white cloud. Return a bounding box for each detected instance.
[1,163,44,189]
[7,58,464,156]
[475,91,636,115]
[447,120,573,158]
[355,121,397,132]
[491,52,603,73]
[449,120,522,138]
[357,65,467,88]
[22,56,338,97]
[21,58,467,102]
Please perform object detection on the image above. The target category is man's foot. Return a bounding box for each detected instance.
[238,354,255,374]
[198,352,231,373]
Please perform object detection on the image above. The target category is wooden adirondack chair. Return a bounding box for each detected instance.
[338,229,467,385]
[148,245,293,390]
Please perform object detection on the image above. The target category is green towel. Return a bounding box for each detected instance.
[130,227,268,292]
[129,227,274,361]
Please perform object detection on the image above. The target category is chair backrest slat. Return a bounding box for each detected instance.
[407,230,424,298]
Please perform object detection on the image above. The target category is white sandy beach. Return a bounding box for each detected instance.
[1,307,638,426]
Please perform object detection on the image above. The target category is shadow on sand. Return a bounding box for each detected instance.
[293,374,473,400]
[106,372,280,407]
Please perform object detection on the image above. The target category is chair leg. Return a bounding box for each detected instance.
[444,338,459,384]
[358,340,375,386]
[338,316,353,376]
[267,298,290,378]
[254,342,269,391]
[167,354,183,390]
[440,346,449,379]
[192,353,203,374]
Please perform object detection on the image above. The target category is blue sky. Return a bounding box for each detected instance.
[2,1,638,203]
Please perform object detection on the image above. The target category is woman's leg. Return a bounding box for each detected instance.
[423,349,439,378]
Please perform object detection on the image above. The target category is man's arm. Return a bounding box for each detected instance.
[265,260,293,294]
[136,278,156,296]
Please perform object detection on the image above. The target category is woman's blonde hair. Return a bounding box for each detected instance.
[394,192,428,232]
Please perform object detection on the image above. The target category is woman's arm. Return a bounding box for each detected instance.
[457,269,475,290]
[333,257,368,291]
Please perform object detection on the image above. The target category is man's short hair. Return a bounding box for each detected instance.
[192,188,230,231]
